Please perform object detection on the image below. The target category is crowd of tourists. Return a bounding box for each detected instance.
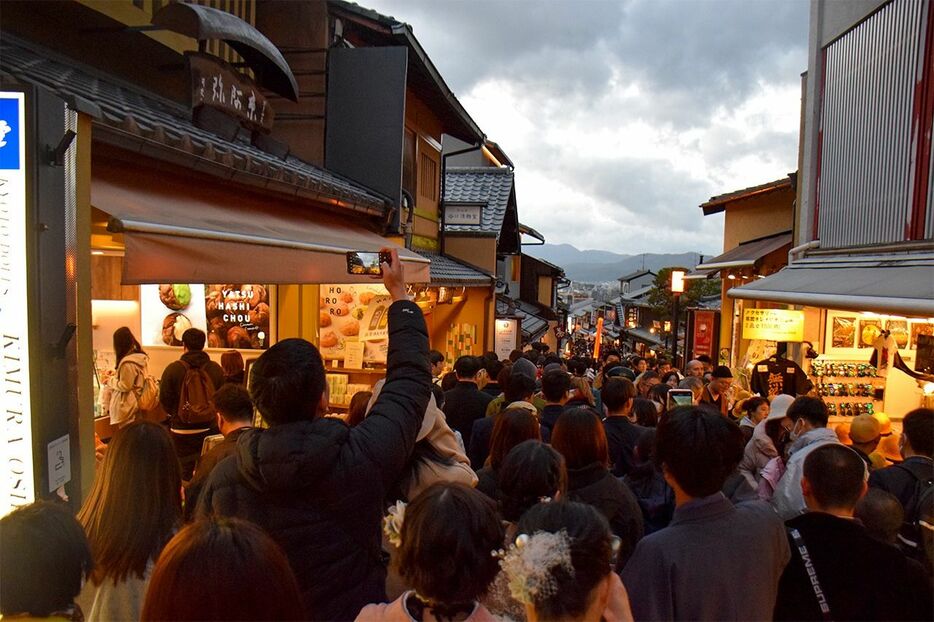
[2,250,932,622]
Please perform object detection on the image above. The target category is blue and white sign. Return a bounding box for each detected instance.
[0,96,22,170]
[0,92,34,516]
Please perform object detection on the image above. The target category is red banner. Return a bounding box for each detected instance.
[693,310,716,359]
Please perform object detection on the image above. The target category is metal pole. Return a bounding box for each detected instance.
[671,293,680,370]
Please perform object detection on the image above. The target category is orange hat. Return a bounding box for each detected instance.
[872,412,892,436]
[834,423,852,446]
[849,415,882,444]
[875,433,903,464]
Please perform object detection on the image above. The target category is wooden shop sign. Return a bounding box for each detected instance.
[189,52,274,131]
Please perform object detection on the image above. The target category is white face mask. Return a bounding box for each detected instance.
[789,419,804,441]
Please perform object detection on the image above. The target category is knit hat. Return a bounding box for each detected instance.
[849,414,882,444]
[765,394,794,421]
[712,365,733,379]
[512,357,538,381]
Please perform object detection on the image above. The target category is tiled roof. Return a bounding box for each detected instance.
[0,36,388,214]
[444,167,515,235]
[522,253,565,276]
[621,285,654,301]
[618,269,655,282]
[414,251,492,287]
[496,295,554,343]
[625,327,664,347]
[700,176,793,215]
[696,231,793,272]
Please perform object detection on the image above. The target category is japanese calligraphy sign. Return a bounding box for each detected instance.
[188,52,274,131]
[742,308,804,342]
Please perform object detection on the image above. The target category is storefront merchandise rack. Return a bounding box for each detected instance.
[809,359,884,418]
[326,369,384,411]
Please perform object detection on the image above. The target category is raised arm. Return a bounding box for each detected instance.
[347,249,431,488]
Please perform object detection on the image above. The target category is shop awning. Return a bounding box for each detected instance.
[684,268,717,280]
[93,161,430,284]
[695,231,793,272]
[728,259,934,316]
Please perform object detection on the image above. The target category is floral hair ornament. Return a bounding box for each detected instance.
[500,530,574,605]
[382,500,406,548]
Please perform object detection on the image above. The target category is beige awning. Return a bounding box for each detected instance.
[728,260,934,317]
[92,160,429,285]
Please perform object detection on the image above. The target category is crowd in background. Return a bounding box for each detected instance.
[2,253,933,622]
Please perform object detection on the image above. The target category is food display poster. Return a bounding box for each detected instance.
[140,284,270,349]
[825,310,932,354]
[319,284,389,363]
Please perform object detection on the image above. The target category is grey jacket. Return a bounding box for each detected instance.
[771,427,840,520]
[622,493,789,621]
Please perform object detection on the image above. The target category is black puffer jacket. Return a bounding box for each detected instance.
[197,301,430,621]
[567,462,645,569]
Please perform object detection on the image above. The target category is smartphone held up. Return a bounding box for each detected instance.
[346,250,392,276]
[666,388,694,411]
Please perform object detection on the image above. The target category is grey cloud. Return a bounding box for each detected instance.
[371,0,808,126]
[365,0,807,254]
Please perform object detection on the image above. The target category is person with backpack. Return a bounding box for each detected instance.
[159,328,225,480]
[107,327,159,428]
[869,407,933,566]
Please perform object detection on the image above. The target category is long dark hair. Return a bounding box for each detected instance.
[78,422,182,584]
[113,327,144,367]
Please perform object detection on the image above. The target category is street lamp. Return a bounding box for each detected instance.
[670,270,685,369]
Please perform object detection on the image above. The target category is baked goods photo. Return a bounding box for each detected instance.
[320,310,332,327]
[159,284,192,310]
[320,331,339,348]
[162,312,192,346]
[244,284,268,307]
[208,330,225,348]
[249,302,270,327]
[340,319,360,337]
[227,326,252,348]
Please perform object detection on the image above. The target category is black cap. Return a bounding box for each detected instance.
[712,365,733,379]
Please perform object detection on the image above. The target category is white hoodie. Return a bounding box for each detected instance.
[770,427,840,520]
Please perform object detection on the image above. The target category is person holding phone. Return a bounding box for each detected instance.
[197,248,432,621]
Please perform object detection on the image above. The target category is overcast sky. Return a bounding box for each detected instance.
[366,0,810,255]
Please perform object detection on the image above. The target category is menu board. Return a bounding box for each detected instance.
[140,284,270,349]
[319,284,390,363]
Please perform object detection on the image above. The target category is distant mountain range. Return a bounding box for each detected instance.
[526,244,706,283]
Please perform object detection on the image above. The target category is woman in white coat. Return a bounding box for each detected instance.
[108,327,152,428]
